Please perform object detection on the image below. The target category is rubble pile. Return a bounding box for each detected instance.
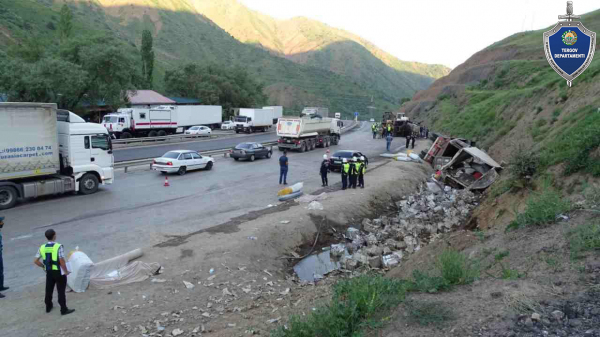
[328,181,480,274]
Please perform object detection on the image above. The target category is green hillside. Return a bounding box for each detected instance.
[0,0,447,118]
[402,8,600,176]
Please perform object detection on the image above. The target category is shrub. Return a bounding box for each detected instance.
[405,301,456,327]
[410,270,450,293]
[568,223,600,259]
[436,250,479,285]
[273,275,409,337]
[509,146,539,181]
[508,188,571,230]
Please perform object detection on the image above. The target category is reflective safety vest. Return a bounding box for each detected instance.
[342,163,350,174]
[387,125,392,131]
[358,163,366,175]
[372,124,376,131]
[39,243,61,271]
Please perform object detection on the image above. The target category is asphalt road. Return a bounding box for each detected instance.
[1,122,409,291]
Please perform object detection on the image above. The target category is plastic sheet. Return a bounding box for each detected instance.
[66,251,93,293]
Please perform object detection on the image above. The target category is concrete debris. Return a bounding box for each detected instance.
[151,278,166,283]
[267,317,281,324]
[280,220,291,224]
[202,312,211,318]
[183,281,194,289]
[279,288,290,296]
[307,201,324,210]
[222,288,234,296]
[172,328,184,336]
[295,182,479,279]
[138,325,147,334]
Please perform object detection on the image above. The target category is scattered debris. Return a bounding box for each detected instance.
[171,328,184,336]
[151,278,166,283]
[183,281,194,289]
[280,220,291,224]
[247,236,258,240]
[267,317,281,324]
[307,201,324,210]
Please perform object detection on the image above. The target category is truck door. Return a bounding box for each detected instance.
[150,108,172,129]
[90,134,113,172]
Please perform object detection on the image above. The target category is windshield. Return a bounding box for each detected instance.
[235,143,253,149]
[162,152,181,159]
[103,116,118,123]
[332,152,352,158]
[234,116,248,122]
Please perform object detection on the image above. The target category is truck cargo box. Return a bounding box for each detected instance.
[277,117,333,138]
[176,105,222,128]
[0,103,60,181]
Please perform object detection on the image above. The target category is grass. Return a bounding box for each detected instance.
[583,185,600,209]
[409,250,479,293]
[507,187,571,230]
[405,301,456,328]
[273,275,410,337]
[568,223,600,260]
[489,178,517,198]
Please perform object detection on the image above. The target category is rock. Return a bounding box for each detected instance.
[368,256,382,268]
[524,318,534,327]
[569,318,582,327]
[183,281,195,289]
[366,246,383,257]
[192,327,199,333]
[364,234,378,246]
[172,328,184,336]
[363,223,379,233]
[345,259,358,271]
[426,182,442,194]
[585,330,595,335]
[551,310,565,321]
[531,313,541,321]
[352,253,368,266]
[138,325,147,334]
[227,323,236,328]
[383,247,392,255]
[330,244,345,257]
[346,227,360,240]
[491,292,503,299]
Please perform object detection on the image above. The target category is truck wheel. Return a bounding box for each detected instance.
[157,130,167,137]
[148,130,158,137]
[299,142,306,152]
[121,132,132,139]
[236,130,240,134]
[178,166,187,176]
[79,173,99,195]
[0,186,18,210]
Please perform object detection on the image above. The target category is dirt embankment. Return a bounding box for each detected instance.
[3,142,433,337]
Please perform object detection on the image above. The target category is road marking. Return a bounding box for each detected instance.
[10,234,33,241]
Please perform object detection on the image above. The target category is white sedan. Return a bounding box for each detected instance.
[221,121,235,130]
[152,150,214,175]
[185,126,211,136]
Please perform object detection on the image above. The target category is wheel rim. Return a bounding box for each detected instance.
[179,167,186,175]
[83,177,96,190]
[0,190,13,206]
[251,155,255,161]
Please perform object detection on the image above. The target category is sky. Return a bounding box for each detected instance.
[240,0,600,68]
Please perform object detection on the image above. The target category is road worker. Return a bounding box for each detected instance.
[341,158,349,190]
[358,156,366,188]
[34,229,75,315]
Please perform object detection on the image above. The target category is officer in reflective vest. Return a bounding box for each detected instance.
[371,123,377,139]
[341,158,349,190]
[34,229,75,315]
[387,123,392,136]
[358,156,366,188]
[349,157,358,189]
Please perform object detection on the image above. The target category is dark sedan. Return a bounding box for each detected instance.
[230,142,273,162]
[329,150,368,172]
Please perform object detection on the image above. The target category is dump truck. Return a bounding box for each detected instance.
[0,102,114,210]
[301,107,329,118]
[102,105,222,139]
[276,115,342,152]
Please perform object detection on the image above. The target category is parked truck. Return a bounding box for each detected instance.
[234,108,274,133]
[102,105,222,139]
[0,102,114,210]
[301,107,329,118]
[276,115,342,152]
[263,106,283,124]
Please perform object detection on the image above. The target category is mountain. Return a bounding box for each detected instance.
[0,0,449,117]
[401,8,600,175]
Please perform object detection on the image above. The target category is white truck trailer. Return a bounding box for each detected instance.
[0,102,114,210]
[263,106,283,124]
[276,116,343,152]
[102,105,222,139]
[302,107,329,118]
[234,108,274,133]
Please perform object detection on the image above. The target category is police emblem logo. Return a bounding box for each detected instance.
[562,30,577,45]
[543,1,596,87]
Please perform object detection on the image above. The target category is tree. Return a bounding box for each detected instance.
[165,64,267,119]
[141,29,154,88]
[58,4,73,43]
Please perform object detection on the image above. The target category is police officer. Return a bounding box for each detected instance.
[387,123,392,137]
[34,229,75,315]
[371,123,377,139]
[358,156,366,188]
[341,158,349,190]
[349,157,358,189]
[320,154,329,187]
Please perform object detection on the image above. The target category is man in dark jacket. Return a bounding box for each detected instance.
[320,154,329,187]
[349,157,358,189]
[0,216,6,298]
[279,151,289,185]
[358,156,366,188]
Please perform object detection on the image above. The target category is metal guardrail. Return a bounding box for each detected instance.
[112,132,229,146]
[115,121,359,171]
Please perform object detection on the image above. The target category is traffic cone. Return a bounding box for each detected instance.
[164,176,170,187]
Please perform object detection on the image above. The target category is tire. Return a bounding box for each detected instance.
[0,186,18,210]
[249,154,255,162]
[299,142,306,152]
[121,132,132,139]
[266,151,272,159]
[236,130,240,134]
[205,161,213,170]
[234,157,239,161]
[79,173,99,195]
[157,130,167,137]
[178,166,187,176]
[148,130,158,137]
[310,140,316,150]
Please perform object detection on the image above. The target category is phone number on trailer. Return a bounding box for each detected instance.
[0,145,53,154]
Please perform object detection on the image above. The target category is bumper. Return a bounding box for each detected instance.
[277,142,301,149]
[230,153,251,159]
[152,165,179,173]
